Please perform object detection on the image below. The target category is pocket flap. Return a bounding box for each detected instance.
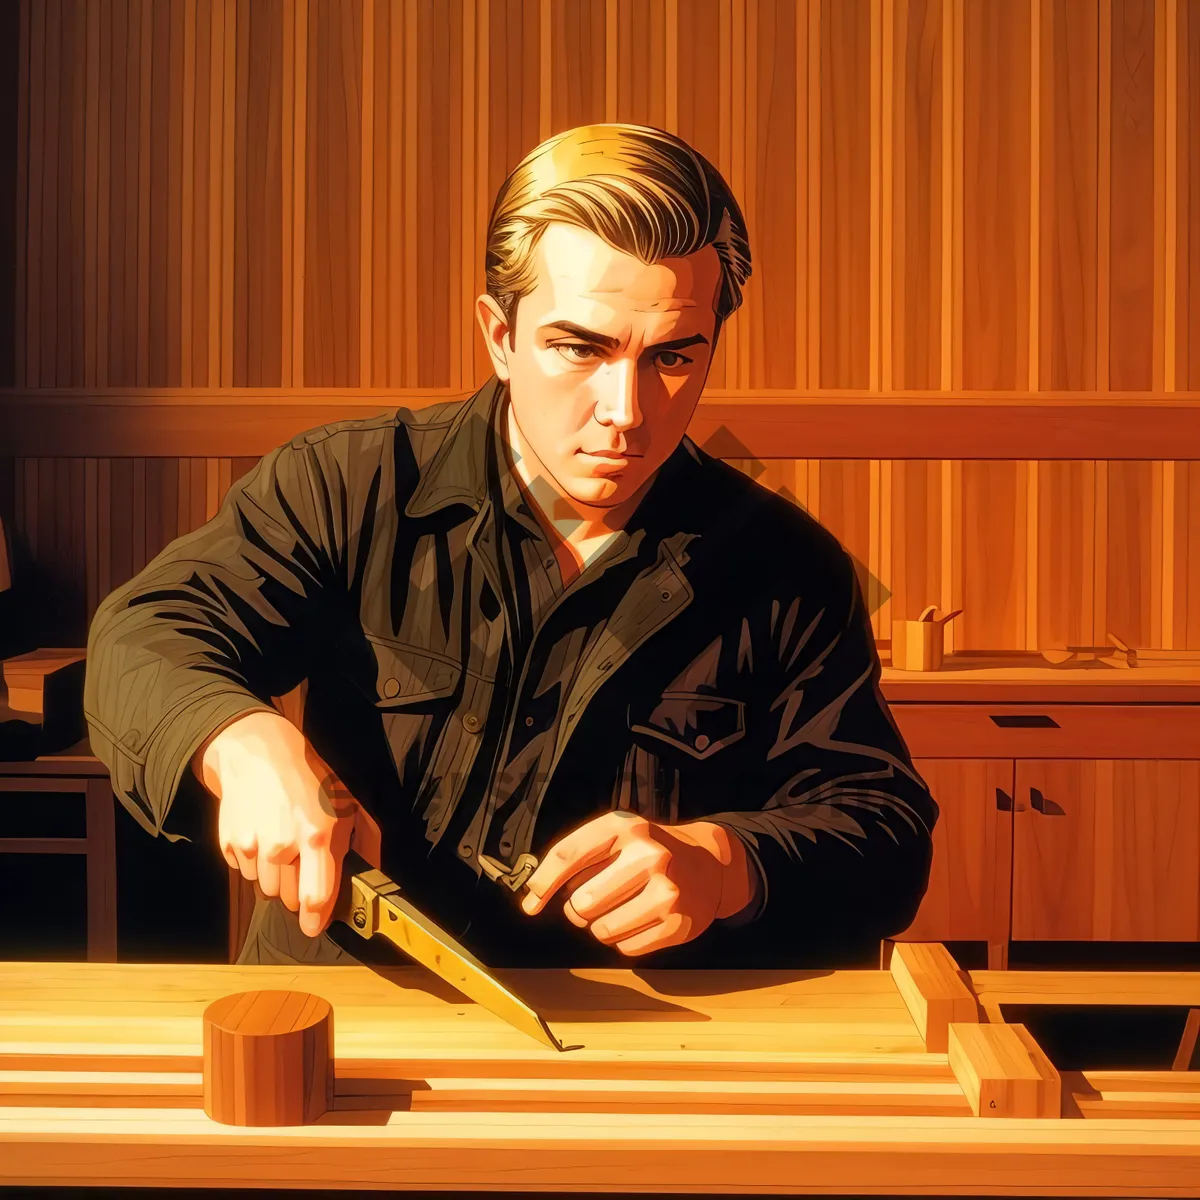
[367,637,461,707]
[629,691,745,759]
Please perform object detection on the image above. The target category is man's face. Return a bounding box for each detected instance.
[478,222,722,508]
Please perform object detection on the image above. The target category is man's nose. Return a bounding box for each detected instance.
[592,358,643,430]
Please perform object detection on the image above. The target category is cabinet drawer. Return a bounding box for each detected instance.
[891,704,1200,759]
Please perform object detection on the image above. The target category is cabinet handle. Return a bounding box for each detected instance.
[989,714,1060,728]
[1030,787,1065,816]
[995,787,1013,811]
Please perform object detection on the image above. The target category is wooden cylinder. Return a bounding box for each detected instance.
[202,990,334,1126]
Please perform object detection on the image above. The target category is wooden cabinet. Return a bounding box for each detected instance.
[884,681,1200,967]
[1012,759,1200,943]
[901,759,1013,958]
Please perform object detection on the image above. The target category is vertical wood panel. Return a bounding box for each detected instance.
[891,460,942,626]
[304,0,362,386]
[961,462,1028,651]
[235,0,284,387]
[676,0,724,387]
[1037,461,1097,649]
[961,0,1031,389]
[549,0,605,132]
[891,0,943,391]
[5,0,28,389]
[1108,0,1158,390]
[1041,0,1099,390]
[1182,0,1200,389]
[820,0,871,388]
[746,0,799,389]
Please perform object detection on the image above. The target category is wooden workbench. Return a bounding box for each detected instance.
[1,944,1198,1195]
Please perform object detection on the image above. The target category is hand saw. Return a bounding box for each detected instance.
[331,848,576,1053]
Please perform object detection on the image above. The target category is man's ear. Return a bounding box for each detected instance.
[476,294,513,382]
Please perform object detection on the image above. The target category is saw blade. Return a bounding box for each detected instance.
[332,850,573,1052]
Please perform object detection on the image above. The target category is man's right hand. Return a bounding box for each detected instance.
[192,710,382,938]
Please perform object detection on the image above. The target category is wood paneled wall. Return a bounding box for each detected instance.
[2,0,1200,653]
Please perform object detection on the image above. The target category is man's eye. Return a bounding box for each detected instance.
[654,350,693,370]
[553,342,600,363]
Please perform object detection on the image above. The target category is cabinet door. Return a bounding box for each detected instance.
[892,759,1014,943]
[1013,760,1200,941]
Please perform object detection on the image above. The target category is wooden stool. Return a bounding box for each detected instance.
[203,990,333,1125]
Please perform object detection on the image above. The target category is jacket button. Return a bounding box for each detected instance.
[124,730,140,748]
[382,678,400,698]
[459,843,473,858]
[524,716,534,727]
[660,590,672,601]
[694,734,710,752]
[463,713,481,732]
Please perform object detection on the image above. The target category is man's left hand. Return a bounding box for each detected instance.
[519,811,756,955]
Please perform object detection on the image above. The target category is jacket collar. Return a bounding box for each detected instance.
[403,377,503,519]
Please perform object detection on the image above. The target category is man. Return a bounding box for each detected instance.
[84,123,937,970]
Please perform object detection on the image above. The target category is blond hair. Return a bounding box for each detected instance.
[485,123,751,344]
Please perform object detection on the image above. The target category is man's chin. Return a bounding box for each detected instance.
[564,475,632,507]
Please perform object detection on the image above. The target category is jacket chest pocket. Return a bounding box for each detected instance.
[628,692,745,760]
[365,636,463,710]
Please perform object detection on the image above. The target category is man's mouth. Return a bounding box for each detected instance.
[578,450,642,461]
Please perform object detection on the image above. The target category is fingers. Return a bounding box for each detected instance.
[522,816,630,915]
[257,842,298,902]
[566,849,660,923]
[589,877,678,945]
[278,859,301,913]
[298,824,340,938]
[231,843,259,882]
[612,913,689,956]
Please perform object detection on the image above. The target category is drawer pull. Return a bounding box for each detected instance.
[1030,787,1065,816]
[989,714,1060,728]
[995,788,1013,811]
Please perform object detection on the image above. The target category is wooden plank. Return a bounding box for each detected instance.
[0,838,88,853]
[0,1069,970,1118]
[3,1106,1200,1193]
[971,968,1200,1009]
[947,1022,1060,1119]
[887,943,978,1053]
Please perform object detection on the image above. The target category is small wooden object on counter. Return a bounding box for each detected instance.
[2,649,87,717]
[888,941,979,1052]
[890,607,962,672]
[947,1022,1061,1118]
[202,990,334,1126]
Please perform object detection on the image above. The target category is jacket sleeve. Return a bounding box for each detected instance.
[695,545,939,966]
[83,431,363,842]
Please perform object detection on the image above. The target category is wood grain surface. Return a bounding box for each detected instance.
[1,961,1200,1192]
[3,0,1200,656]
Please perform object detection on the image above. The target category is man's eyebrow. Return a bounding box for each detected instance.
[541,321,708,353]
[541,321,620,349]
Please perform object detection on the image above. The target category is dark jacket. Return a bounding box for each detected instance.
[84,376,937,969]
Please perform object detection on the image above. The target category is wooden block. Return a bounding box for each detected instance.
[2,649,86,720]
[888,942,979,1052]
[948,1022,1061,1118]
[202,990,333,1127]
